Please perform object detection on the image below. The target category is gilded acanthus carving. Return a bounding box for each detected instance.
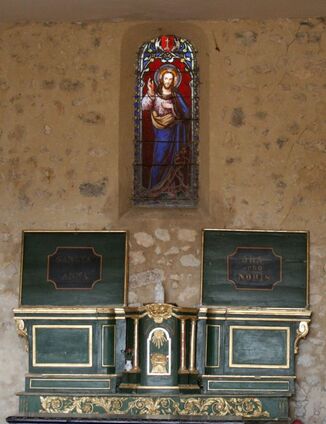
[294,321,309,354]
[40,396,270,418]
[145,303,173,323]
[15,319,29,352]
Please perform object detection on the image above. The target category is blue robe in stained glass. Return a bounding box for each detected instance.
[142,91,190,191]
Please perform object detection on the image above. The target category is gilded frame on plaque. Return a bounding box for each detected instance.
[226,246,283,291]
[46,246,103,290]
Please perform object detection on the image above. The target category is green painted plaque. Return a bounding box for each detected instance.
[21,231,127,306]
[230,326,289,368]
[202,229,308,308]
[33,326,91,367]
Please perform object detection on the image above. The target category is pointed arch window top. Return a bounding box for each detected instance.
[133,35,199,208]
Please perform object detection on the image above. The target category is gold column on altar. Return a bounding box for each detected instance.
[132,317,140,372]
[179,318,187,373]
[189,318,197,373]
[121,304,201,393]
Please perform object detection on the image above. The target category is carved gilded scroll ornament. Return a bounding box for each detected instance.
[294,321,309,354]
[145,303,173,323]
[40,396,270,418]
[16,319,29,352]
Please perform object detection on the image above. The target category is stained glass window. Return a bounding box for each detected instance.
[133,35,199,207]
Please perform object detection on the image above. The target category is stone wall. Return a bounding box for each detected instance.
[0,18,325,422]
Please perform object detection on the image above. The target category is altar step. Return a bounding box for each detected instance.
[118,383,201,394]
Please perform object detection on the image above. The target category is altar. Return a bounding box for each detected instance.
[8,229,311,423]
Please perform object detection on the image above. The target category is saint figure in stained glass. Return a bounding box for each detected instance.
[134,35,199,207]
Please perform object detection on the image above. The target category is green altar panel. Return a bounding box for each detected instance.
[198,307,311,401]
[33,326,91,367]
[14,308,125,395]
[20,231,127,306]
[202,229,308,308]
[229,326,289,368]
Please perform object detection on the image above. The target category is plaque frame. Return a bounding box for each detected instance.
[201,228,309,308]
[19,230,128,307]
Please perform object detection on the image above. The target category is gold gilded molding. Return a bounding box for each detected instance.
[15,316,125,321]
[199,307,312,316]
[294,321,309,354]
[226,307,311,316]
[202,374,296,379]
[27,373,119,377]
[16,319,29,352]
[14,307,125,318]
[39,396,270,418]
[189,318,197,372]
[145,304,173,323]
[132,318,140,372]
[179,319,187,373]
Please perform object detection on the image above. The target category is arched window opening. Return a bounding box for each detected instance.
[133,35,199,207]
